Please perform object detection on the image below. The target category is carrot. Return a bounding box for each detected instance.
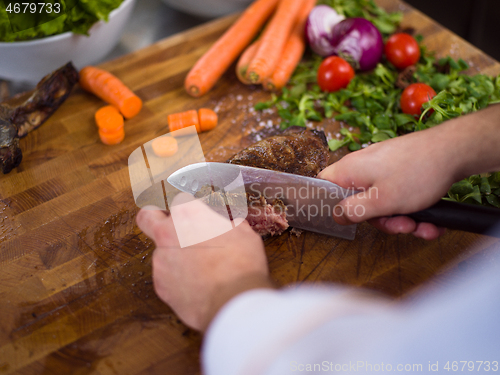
[95,105,124,132]
[80,66,143,119]
[167,108,219,134]
[236,39,262,85]
[99,128,125,145]
[152,136,179,157]
[168,110,200,133]
[263,0,316,91]
[184,0,280,97]
[198,108,218,132]
[246,0,305,84]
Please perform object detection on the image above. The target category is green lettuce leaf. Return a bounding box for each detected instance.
[0,0,123,41]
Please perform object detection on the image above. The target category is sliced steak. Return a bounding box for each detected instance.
[226,126,329,236]
[246,196,288,236]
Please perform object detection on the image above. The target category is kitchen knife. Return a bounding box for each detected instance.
[167,162,359,240]
[168,162,500,239]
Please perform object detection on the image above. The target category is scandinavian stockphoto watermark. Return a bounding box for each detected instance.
[247,181,378,221]
[128,126,376,247]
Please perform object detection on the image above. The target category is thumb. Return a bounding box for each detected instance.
[318,156,374,191]
[334,186,391,225]
[136,205,177,246]
[170,192,235,248]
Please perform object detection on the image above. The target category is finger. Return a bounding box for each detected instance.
[318,156,373,190]
[170,192,236,248]
[334,186,393,225]
[412,222,445,241]
[369,216,417,235]
[136,205,176,246]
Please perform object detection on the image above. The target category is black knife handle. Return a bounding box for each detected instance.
[405,200,500,238]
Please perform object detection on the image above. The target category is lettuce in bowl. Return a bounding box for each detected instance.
[0,0,124,42]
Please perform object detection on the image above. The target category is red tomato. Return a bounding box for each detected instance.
[400,83,436,116]
[385,33,421,69]
[317,56,355,92]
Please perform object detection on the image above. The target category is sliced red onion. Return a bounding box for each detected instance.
[305,5,345,57]
[329,17,384,71]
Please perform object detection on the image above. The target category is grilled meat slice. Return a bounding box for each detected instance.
[194,185,289,237]
[0,62,79,174]
[246,196,288,236]
[224,126,329,236]
[228,126,329,177]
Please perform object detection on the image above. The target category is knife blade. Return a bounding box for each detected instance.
[167,162,358,240]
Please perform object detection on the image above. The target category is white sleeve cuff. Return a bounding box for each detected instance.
[202,285,378,375]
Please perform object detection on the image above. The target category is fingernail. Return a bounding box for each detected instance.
[333,205,347,225]
[142,205,163,211]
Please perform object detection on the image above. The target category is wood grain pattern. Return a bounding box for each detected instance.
[1,1,500,373]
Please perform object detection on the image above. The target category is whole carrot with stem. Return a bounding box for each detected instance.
[263,0,316,91]
[236,39,262,85]
[245,0,306,84]
[184,0,280,97]
[80,66,142,119]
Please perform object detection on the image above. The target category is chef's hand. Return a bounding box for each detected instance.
[318,126,459,240]
[136,193,274,332]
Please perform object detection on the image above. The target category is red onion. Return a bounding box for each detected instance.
[305,5,345,57]
[329,17,384,71]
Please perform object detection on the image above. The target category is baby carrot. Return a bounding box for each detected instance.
[168,110,200,133]
[263,0,316,91]
[198,108,218,132]
[246,0,305,84]
[99,128,125,145]
[95,105,124,132]
[236,39,261,85]
[184,0,280,97]
[80,66,143,119]
[152,136,179,157]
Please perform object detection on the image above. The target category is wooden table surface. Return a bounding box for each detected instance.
[1,1,500,374]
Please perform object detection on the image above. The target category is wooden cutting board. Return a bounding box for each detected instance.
[1,0,500,373]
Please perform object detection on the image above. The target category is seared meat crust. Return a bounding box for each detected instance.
[0,62,79,174]
[228,126,329,177]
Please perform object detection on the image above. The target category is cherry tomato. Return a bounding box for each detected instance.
[400,83,436,116]
[385,33,421,69]
[317,56,355,92]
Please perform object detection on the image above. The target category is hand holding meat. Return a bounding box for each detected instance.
[318,104,500,240]
[135,193,273,331]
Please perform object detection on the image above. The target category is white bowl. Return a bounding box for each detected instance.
[161,0,252,19]
[0,0,136,83]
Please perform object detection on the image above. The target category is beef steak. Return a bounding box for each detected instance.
[228,126,329,177]
[226,126,330,236]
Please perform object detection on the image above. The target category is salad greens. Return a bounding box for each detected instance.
[0,0,124,42]
[254,0,500,208]
[318,0,403,36]
[447,173,500,208]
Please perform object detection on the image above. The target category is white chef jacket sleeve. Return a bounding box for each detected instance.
[202,254,500,375]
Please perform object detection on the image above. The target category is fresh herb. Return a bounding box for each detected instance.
[254,1,500,208]
[318,0,403,36]
[447,173,500,208]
